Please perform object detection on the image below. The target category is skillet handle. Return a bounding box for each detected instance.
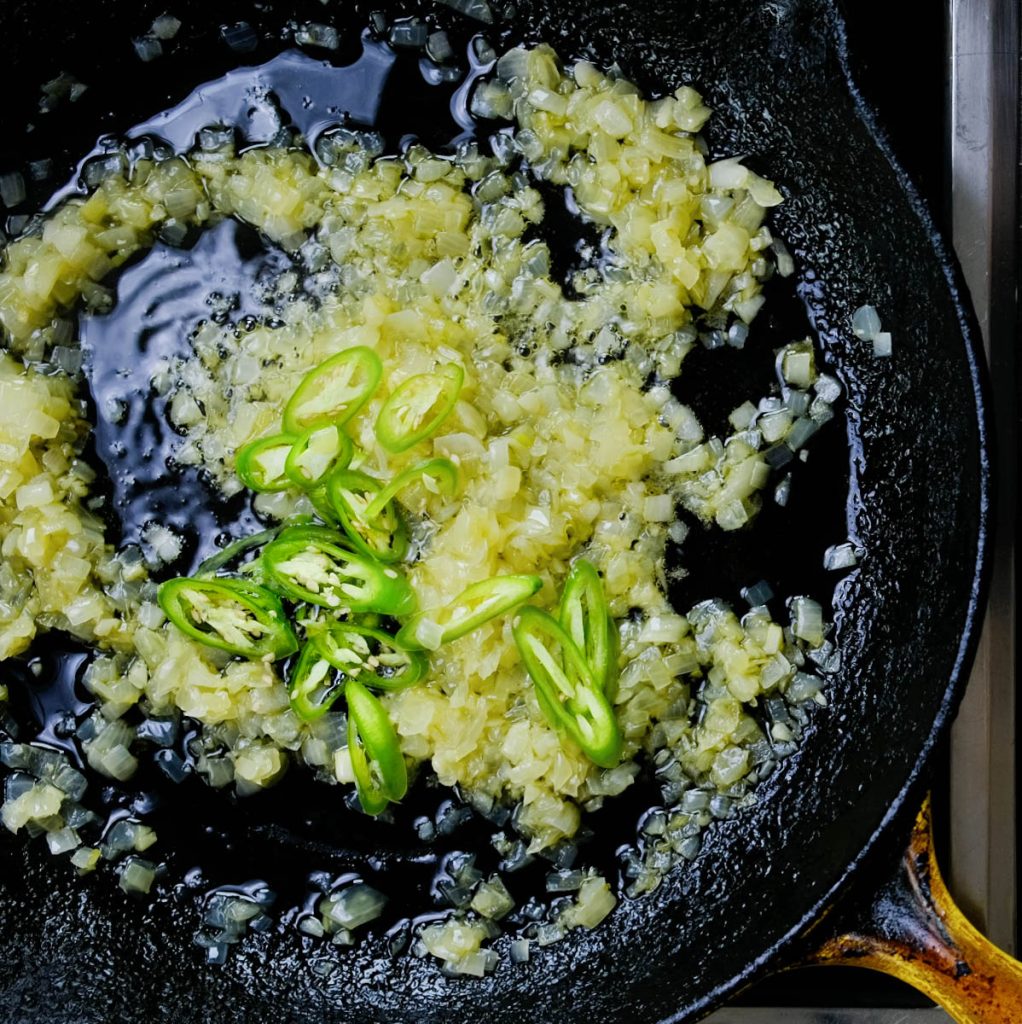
[803,797,1022,1023]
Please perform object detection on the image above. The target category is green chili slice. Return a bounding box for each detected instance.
[308,485,341,526]
[363,457,459,522]
[288,640,345,721]
[274,523,353,549]
[309,622,427,692]
[194,524,289,578]
[396,573,542,650]
[285,424,353,490]
[157,577,298,661]
[559,559,616,695]
[346,678,408,815]
[262,533,416,616]
[282,346,383,435]
[305,439,371,524]
[513,607,621,769]
[235,433,300,493]
[374,363,464,453]
[327,469,409,564]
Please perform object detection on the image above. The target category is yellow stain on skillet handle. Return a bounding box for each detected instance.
[802,797,1022,1023]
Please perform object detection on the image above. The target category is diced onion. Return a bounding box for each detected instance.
[823,542,859,571]
[132,37,163,62]
[321,883,387,930]
[851,304,882,341]
[118,857,157,894]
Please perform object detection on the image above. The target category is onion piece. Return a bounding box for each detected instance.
[296,23,339,50]
[221,22,258,53]
[851,304,882,341]
[872,331,893,357]
[438,0,494,23]
[0,172,26,209]
[790,596,825,647]
[321,883,387,930]
[823,542,860,571]
[151,15,182,40]
[132,37,163,62]
[118,857,157,894]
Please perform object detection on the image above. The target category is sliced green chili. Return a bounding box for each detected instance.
[235,433,300,493]
[194,524,290,578]
[396,573,542,650]
[374,363,464,453]
[288,640,345,721]
[285,424,353,490]
[513,606,621,769]
[274,523,353,549]
[305,440,371,524]
[346,678,408,815]
[308,485,341,526]
[309,621,427,691]
[282,346,383,435]
[327,469,409,564]
[293,601,384,635]
[559,559,616,695]
[262,533,416,616]
[157,577,298,661]
[363,457,459,522]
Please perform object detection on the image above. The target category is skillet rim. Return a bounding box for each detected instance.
[665,5,995,1020]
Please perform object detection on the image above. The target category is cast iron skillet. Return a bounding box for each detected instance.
[0,0,1012,1021]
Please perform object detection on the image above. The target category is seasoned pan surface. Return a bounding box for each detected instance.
[0,1,990,1022]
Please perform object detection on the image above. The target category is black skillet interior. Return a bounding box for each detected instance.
[0,1,989,1022]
